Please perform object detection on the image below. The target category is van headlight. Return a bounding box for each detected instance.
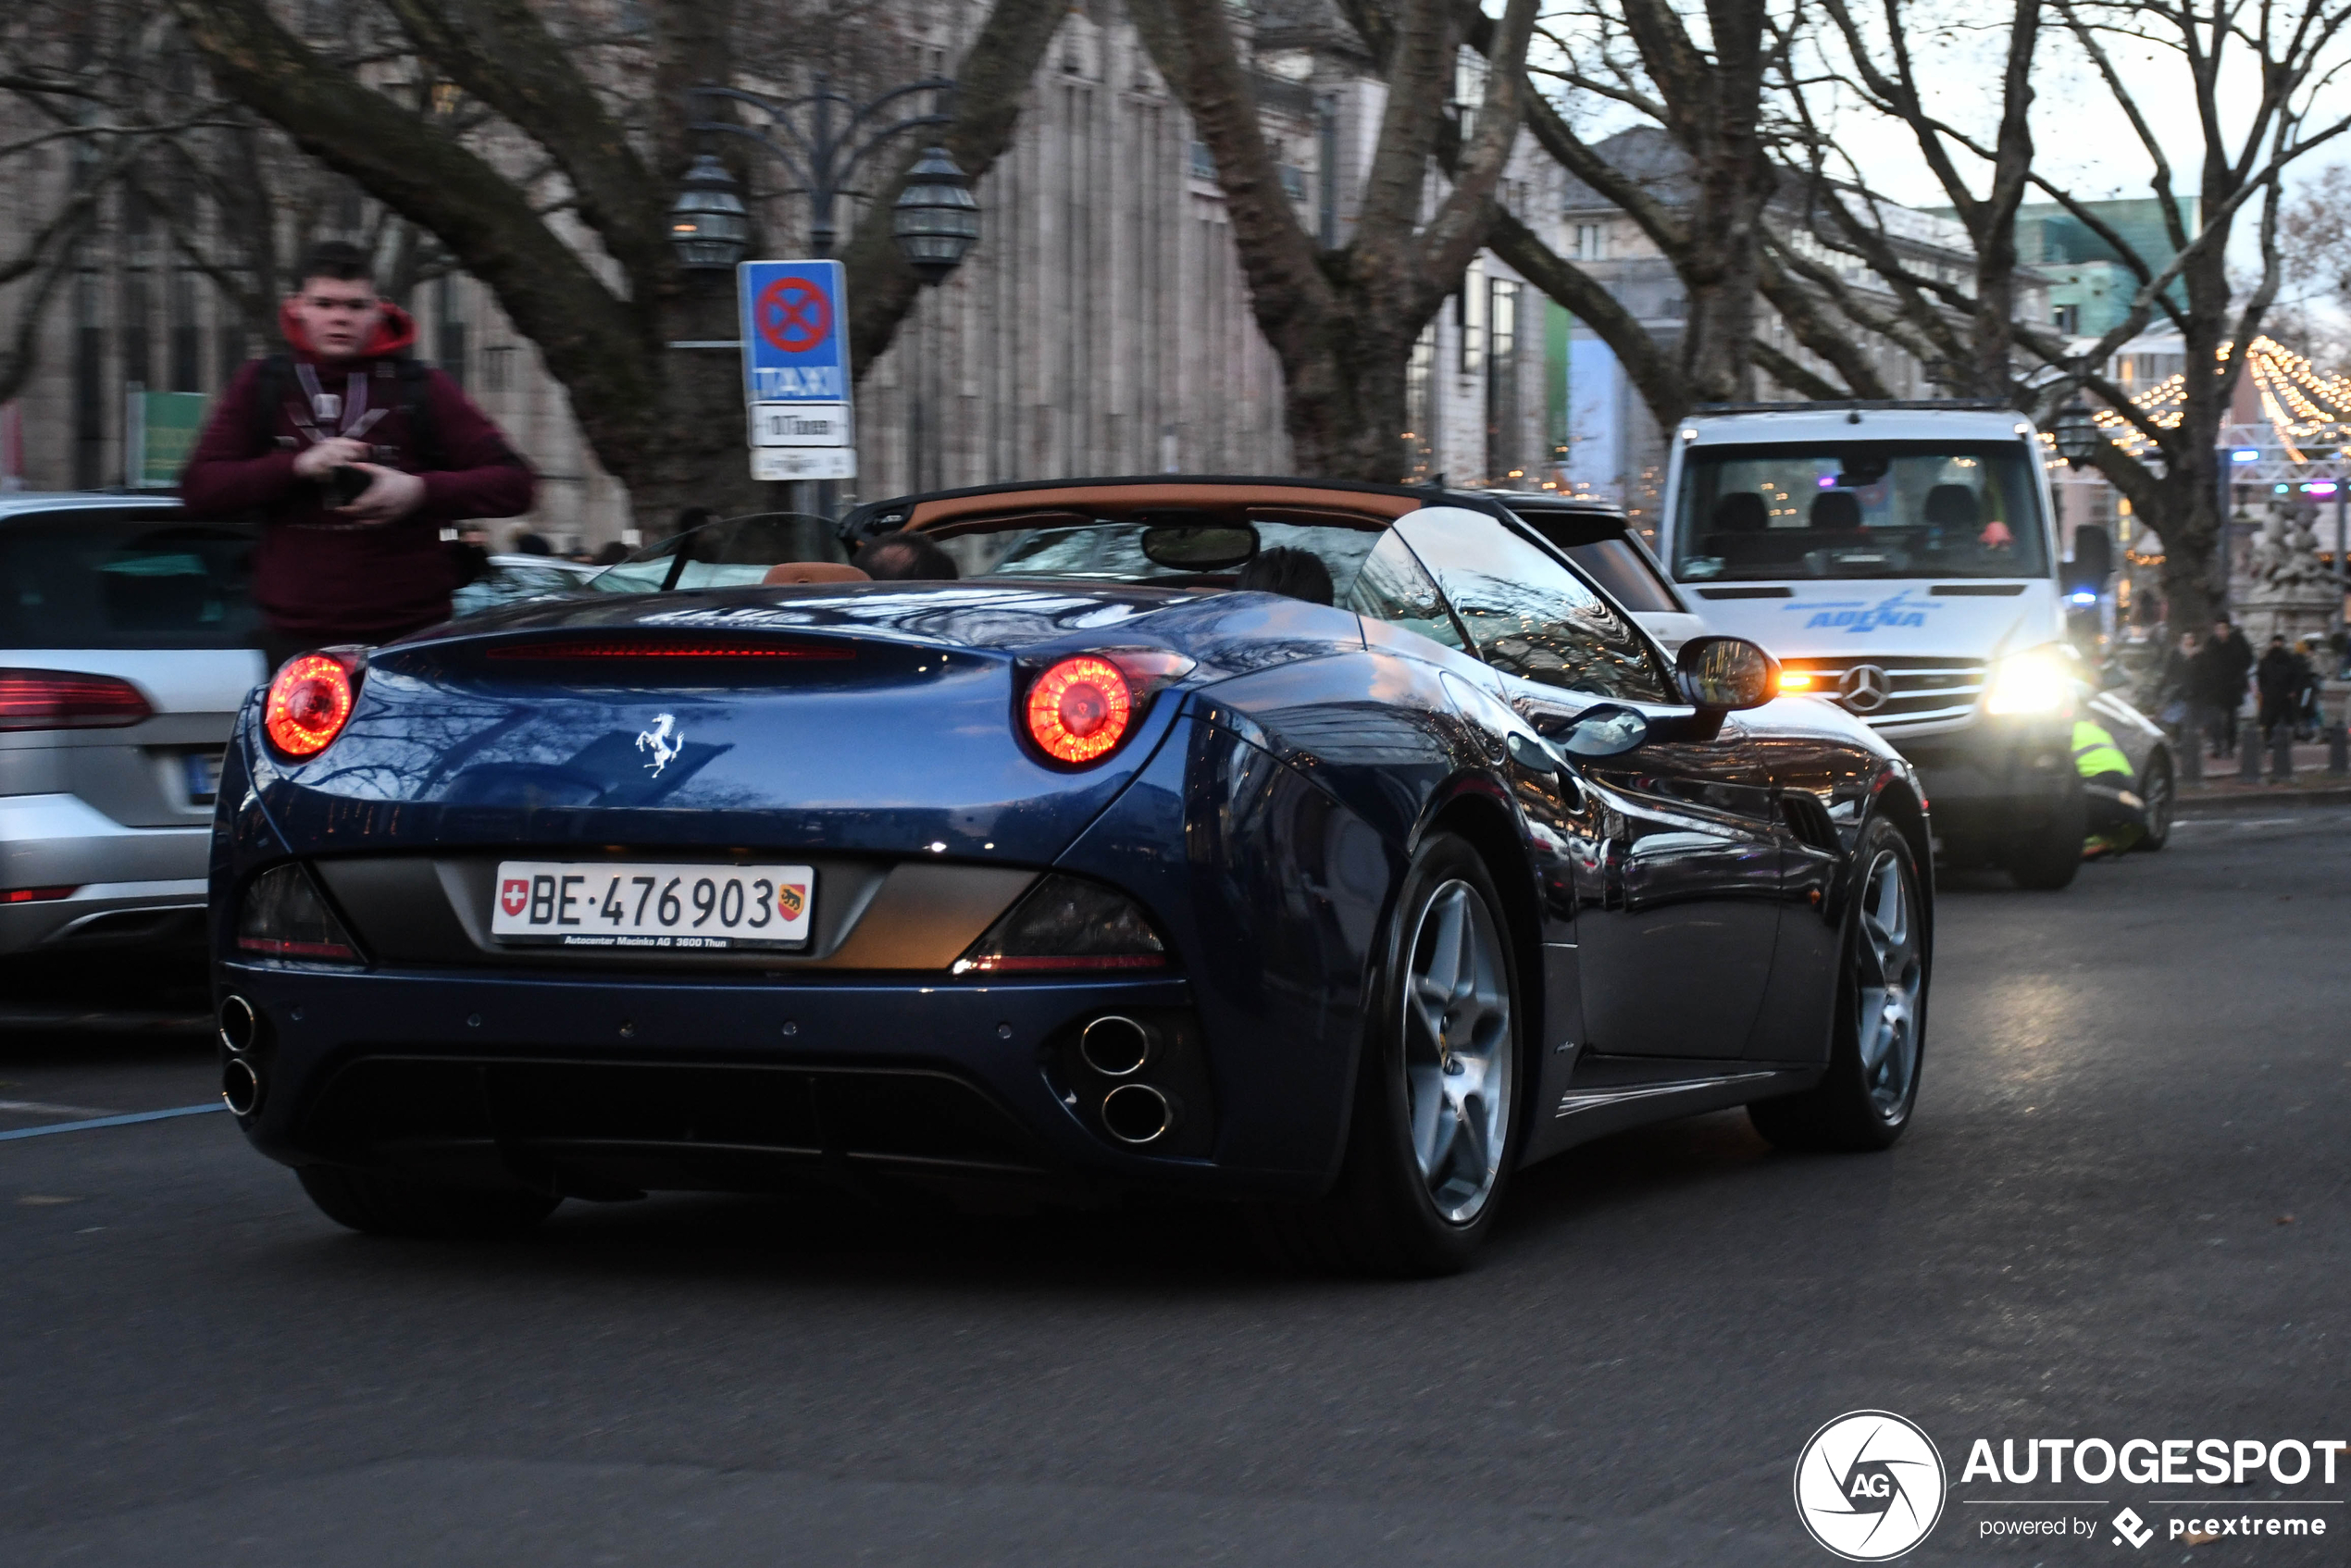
[1983,645,2076,716]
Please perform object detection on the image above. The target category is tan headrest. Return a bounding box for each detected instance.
[762,562,871,585]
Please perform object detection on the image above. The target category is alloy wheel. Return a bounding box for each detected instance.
[1400,879,1513,1223]
[1854,850,1923,1120]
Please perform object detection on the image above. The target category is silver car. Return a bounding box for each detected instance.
[0,494,263,957]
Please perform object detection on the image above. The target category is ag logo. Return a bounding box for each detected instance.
[1793,1410,1946,1561]
[499,878,529,917]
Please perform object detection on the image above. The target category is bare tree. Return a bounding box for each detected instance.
[160,0,1064,528]
[1123,0,1540,480]
[1800,0,2351,628]
[1469,0,1898,441]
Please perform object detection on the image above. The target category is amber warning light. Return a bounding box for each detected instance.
[1779,669,1815,692]
[265,654,356,757]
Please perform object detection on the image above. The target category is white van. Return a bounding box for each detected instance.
[1656,402,2102,889]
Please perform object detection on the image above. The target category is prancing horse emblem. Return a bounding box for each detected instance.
[634,713,683,777]
[1837,664,1892,714]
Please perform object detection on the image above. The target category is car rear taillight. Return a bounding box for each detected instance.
[3,885,80,904]
[234,863,361,962]
[952,874,1168,974]
[1020,648,1195,767]
[0,668,152,732]
[264,653,357,758]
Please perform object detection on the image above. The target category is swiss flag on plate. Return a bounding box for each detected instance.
[500,878,529,917]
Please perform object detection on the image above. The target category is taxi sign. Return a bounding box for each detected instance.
[739,258,855,480]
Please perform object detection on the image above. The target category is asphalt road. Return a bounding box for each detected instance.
[3,812,2346,1567]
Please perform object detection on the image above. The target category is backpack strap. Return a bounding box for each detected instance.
[395,357,443,472]
[250,354,297,452]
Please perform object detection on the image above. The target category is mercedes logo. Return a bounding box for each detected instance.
[1838,665,1893,714]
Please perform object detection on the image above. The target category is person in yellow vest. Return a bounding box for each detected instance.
[2073,717,2145,857]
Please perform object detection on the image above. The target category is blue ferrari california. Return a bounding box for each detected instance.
[211,477,1932,1272]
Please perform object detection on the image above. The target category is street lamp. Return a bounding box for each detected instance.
[683,76,979,276]
[892,146,980,284]
[2053,401,2102,466]
[667,153,751,272]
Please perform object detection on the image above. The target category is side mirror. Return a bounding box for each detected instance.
[1555,703,1649,759]
[1677,635,1780,711]
[2067,524,2113,599]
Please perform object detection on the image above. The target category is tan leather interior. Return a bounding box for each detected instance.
[762,561,872,584]
[903,481,1422,538]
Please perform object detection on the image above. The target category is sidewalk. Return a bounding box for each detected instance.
[2176,739,2351,811]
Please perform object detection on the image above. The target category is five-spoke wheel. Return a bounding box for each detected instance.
[1401,878,1514,1224]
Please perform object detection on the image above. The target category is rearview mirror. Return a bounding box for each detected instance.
[1556,703,1649,759]
[1677,635,1780,711]
[1140,520,1259,570]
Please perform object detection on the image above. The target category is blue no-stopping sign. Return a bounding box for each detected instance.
[739,259,846,403]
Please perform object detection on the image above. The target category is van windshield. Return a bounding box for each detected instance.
[1671,442,2048,582]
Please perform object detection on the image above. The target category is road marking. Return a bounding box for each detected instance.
[0,1100,120,1118]
[0,1103,227,1143]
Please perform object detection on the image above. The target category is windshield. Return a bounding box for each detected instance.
[590,514,1387,597]
[1671,442,2048,582]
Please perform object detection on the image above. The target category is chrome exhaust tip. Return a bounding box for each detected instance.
[220,1056,263,1117]
[218,994,259,1054]
[1101,1082,1174,1145]
[1078,1014,1156,1077]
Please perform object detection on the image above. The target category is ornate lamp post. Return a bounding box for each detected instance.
[681,77,979,271]
[670,79,983,520]
[2052,401,2102,466]
[666,153,753,272]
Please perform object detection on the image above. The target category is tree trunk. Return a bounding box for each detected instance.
[170,0,1062,533]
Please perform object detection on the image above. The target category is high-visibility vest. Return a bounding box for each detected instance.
[2071,720,2133,780]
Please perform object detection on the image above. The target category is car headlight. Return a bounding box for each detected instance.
[1983,645,2077,716]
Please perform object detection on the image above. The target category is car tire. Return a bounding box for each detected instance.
[1250,832,1524,1276]
[297,1164,560,1238]
[2003,778,2084,890]
[1749,816,1928,1153]
[2134,751,2174,852]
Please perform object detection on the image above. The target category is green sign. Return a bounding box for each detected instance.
[126,390,209,489]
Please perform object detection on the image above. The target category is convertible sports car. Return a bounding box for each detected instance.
[211,477,1934,1273]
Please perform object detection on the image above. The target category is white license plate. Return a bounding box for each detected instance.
[491,862,814,951]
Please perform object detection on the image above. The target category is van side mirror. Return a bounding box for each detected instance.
[2067,524,2113,599]
[1677,635,1780,711]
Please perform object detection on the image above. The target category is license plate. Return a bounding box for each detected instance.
[490,862,815,951]
[184,750,224,805]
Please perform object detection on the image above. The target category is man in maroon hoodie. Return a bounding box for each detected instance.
[181,241,535,666]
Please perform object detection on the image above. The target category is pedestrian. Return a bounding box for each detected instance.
[180,241,535,668]
[2072,715,2146,857]
[510,529,554,556]
[2256,633,2307,745]
[2197,617,2255,756]
[2156,629,2198,741]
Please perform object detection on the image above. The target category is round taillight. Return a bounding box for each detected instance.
[264,654,355,757]
[1026,655,1134,765]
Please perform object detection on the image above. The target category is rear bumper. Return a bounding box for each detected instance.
[1897,722,2075,843]
[212,961,1328,1202]
[0,793,210,954]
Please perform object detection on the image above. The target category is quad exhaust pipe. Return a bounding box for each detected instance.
[220,1056,264,1117]
[1100,1082,1174,1145]
[1078,1014,1156,1077]
[218,995,264,1115]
